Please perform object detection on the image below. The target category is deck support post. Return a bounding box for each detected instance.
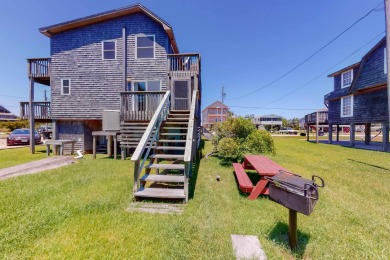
[364,123,371,145]
[29,78,35,154]
[382,122,389,151]
[350,123,355,148]
[288,209,298,250]
[336,125,340,142]
[328,124,333,144]
[315,111,319,144]
[306,125,309,141]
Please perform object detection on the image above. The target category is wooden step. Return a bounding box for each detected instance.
[160,133,187,136]
[164,122,189,125]
[168,114,190,118]
[140,174,185,183]
[170,110,190,113]
[167,118,189,121]
[155,146,185,150]
[134,188,185,199]
[150,154,185,160]
[161,127,188,130]
[146,163,185,170]
[158,140,186,143]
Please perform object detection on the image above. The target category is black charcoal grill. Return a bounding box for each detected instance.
[266,171,325,216]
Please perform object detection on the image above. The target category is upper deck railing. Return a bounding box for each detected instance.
[27,58,51,79]
[168,53,200,77]
[305,111,328,125]
[20,101,51,120]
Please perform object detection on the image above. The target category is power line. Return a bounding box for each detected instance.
[228,1,384,100]
[259,31,385,108]
[229,105,318,111]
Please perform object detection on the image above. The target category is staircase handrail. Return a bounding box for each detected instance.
[131,91,171,192]
[184,90,199,170]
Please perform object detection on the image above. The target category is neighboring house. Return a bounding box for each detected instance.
[23,4,201,202]
[324,37,388,149]
[0,105,17,121]
[202,101,229,130]
[251,114,283,131]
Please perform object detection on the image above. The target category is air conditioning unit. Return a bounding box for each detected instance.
[102,110,120,131]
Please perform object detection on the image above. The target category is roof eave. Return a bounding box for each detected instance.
[39,4,179,53]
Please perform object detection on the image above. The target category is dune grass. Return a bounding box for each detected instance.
[0,137,389,258]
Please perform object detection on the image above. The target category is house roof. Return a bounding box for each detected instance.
[202,101,229,112]
[327,62,360,77]
[39,4,179,53]
[0,105,11,114]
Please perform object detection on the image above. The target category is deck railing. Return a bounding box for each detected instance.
[120,91,166,121]
[183,90,200,202]
[27,58,51,78]
[131,91,171,193]
[168,53,200,77]
[305,111,328,125]
[20,101,51,120]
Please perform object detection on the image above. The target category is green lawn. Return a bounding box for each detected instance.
[0,145,47,169]
[0,137,389,259]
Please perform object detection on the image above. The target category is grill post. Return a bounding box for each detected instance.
[288,209,298,250]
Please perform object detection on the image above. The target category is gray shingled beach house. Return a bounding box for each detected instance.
[24,4,201,201]
[324,37,388,149]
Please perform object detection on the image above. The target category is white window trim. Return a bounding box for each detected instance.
[102,40,116,60]
[340,95,353,118]
[61,79,71,95]
[384,47,387,74]
[341,69,353,88]
[136,35,155,59]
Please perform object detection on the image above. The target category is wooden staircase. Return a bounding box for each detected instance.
[131,90,199,203]
[134,110,190,200]
[120,122,154,159]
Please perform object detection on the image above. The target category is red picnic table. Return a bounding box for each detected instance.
[233,155,287,200]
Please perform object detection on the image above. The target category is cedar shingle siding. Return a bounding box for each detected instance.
[326,38,388,125]
[50,13,169,119]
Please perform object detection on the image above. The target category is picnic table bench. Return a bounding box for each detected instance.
[44,140,76,156]
[233,155,287,200]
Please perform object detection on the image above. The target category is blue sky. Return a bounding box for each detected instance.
[0,0,385,119]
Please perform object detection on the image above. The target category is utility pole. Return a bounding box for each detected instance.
[221,85,226,122]
[385,0,390,151]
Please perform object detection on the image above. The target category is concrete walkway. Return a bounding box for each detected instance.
[0,156,75,180]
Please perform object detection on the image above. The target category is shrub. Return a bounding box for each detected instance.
[213,117,276,163]
[217,137,241,163]
[0,120,29,132]
[300,132,306,136]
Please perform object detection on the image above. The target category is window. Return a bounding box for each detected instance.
[341,95,353,117]
[61,79,70,95]
[136,35,155,59]
[131,81,161,111]
[385,47,387,74]
[102,41,116,60]
[341,69,353,88]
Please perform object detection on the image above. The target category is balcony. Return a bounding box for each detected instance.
[120,91,166,121]
[20,101,51,122]
[27,58,51,85]
[305,111,328,125]
[168,53,200,77]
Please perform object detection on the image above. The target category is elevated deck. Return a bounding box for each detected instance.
[28,58,51,85]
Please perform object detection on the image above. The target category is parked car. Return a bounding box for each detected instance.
[6,129,41,146]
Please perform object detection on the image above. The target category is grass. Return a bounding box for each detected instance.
[0,145,47,169]
[0,137,389,258]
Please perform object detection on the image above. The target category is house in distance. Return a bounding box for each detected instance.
[202,101,229,130]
